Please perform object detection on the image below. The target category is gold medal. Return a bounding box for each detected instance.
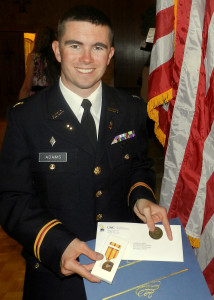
[149,227,163,239]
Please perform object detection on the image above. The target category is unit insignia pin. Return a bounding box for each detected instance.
[50,136,56,147]
[109,121,113,130]
[108,107,119,114]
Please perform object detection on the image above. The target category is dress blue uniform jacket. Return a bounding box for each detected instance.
[0,82,156,299]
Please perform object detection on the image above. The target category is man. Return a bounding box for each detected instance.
[0,5,172,300]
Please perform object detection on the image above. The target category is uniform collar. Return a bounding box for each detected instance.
[59,78,102,122]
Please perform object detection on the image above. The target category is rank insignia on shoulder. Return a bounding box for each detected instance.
[13,101,24,108]
[132,95,141,99]
[52,110,64,119]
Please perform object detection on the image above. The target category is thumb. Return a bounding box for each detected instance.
[83,245,103,262]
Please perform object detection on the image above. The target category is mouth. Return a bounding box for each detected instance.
[75,68,95,74]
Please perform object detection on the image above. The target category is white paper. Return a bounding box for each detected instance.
[95,222,183,262]
[146,28,156,43]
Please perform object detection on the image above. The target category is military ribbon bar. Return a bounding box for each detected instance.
[111,130,135,144]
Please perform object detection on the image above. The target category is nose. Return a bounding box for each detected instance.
[79,49,94,64]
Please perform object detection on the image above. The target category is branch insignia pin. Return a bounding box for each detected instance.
[50,136,56,147]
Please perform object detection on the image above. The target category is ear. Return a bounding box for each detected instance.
[107,47,115,65]
[52,41,61,63]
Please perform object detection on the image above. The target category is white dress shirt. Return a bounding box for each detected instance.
[59,78,102,137]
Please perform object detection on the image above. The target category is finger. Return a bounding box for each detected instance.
[133,205,147,223]
[83,271,101,283]
[143,207,156,232]
[151,213,162,223]
[61,259,99,281]
[82,262,95,272]
[76,263,101,283]
[162,216,173,240]
[82,244,103,262]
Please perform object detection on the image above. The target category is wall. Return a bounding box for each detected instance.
[0,0,155,117]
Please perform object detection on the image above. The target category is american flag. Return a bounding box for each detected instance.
[148,0,214,296]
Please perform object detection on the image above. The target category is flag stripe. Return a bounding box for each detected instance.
[172,0,192,93]
[205,14,214,94]
[194,214,214,295]
[149,32,174,75]
[148,59,174,100]
[195,214,214,271]
[203,171,214,232]
[156,0,174,15]
[154,5,174,43]
[203,258,214,295]
[148,1,175,145]
[185,121,214,238]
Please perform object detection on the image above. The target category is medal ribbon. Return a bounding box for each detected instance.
[105,242,121,261]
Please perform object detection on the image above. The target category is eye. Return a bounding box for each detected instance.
[93,45,104,51]
[70,44,80,49]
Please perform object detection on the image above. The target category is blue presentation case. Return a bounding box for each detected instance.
[80,218,212,300]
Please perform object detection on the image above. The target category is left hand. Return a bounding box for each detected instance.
[133,199,173,240]
[61,238,103,282]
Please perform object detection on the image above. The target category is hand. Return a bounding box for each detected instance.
[133,199,173,240]
[61,238,103,282]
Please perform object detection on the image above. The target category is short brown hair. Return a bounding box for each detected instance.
[57,5,114,45]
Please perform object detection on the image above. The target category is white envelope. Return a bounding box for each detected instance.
[95,222,183,262]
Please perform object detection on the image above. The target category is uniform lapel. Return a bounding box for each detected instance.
[45,84,94,155]
[95,84,121,164]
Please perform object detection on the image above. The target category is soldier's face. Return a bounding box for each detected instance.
[52,21,114,98]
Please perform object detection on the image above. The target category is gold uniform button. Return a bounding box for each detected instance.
[94,166,101,175]
[35,262,40,269]
[124,154,130,160]
[49,164,56,170]
[66,124,73,130]
[96,190,102,198]
[96,213,103,221]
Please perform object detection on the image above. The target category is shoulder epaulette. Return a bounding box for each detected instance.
[132,95,141,100]
[13,101,24,108]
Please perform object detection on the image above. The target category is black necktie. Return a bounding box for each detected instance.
[81,99,97,149]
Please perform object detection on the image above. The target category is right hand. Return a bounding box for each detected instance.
[60,238,103,282]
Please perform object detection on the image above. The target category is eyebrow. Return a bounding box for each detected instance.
[64,40,82,46]
[63,40,108,49]
[94,42,108,49]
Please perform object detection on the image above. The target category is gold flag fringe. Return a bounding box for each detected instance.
[147,88,173,147]
[187,234,200,248]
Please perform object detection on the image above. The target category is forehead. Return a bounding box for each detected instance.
[62,20,111,43]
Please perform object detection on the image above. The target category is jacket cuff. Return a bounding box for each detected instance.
[128,182,156,209]
[34,220,76,276]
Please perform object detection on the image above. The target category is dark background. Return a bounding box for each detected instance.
[0,0,155,117]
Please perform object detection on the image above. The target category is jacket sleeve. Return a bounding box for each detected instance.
[0,107,75,275]
[127,97,156,209]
